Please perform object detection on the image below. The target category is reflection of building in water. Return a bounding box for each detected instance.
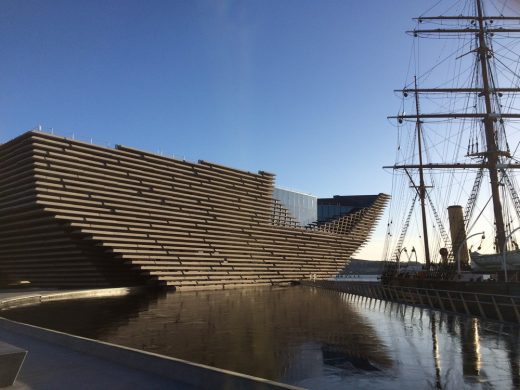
[6,287,520,388]
[2,293,156,339]
[1,286,393,383]
[321,343,381,371]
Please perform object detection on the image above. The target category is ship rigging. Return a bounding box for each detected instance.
[384,0,520,275]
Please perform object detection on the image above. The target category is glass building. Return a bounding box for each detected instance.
[273,191,381,228]
[317,195,380,223]
[273,187,317,226]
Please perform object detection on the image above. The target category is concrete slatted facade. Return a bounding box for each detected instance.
[0,131,389,290]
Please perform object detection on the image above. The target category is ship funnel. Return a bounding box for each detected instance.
[448,205,469,266]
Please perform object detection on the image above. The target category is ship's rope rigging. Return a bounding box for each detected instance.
[392,194,418,261]
[384,0,520,264]
[464,166,484,228]
[490,0,507,16]
[426,191,452,251]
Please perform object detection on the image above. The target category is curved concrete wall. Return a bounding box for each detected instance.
[0,131,388,289]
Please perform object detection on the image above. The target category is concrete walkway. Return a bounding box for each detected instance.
[0,288,301,390]
[0,325,194,390]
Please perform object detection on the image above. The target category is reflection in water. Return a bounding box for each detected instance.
[508,327,520,388]
[3,287,392,384]
[431,315,442,389]
[0,293,154,340]
[340,293,520,390]
[3,286,520,389]
[460,319,481,377]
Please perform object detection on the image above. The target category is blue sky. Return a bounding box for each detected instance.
[0,0,430,259]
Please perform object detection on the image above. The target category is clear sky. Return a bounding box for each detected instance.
[0,0,431,259]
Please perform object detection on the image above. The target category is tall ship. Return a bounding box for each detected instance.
[383,0,520,284]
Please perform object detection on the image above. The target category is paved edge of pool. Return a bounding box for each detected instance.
[0,286,150,310]
[0,288,303,390]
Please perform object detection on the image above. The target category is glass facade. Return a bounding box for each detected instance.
[317,195,378,223]
[317,204,354,222]
[273,187,317,226]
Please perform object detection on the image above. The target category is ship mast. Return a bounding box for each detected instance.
[387,0,520,259]
[475,0,506,254]
[413,76,432,267]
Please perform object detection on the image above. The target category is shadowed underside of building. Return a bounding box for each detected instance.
[0,131,389,290]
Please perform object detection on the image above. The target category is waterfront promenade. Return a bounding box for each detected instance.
[0,323,192,390]
[0,288,300,390]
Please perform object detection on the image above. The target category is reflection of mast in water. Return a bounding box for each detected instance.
[506,327,520,388]
[431,314,442,389]
[460,319,481,377]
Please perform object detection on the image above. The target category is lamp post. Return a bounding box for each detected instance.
[456,231,485,275]
[502,227,520,283]
[410,247,417,264]
[397,248,407,272]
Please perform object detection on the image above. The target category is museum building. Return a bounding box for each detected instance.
[0,131,388,290]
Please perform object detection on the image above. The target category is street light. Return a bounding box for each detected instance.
[397,248,407,272]
[456,231,485,275]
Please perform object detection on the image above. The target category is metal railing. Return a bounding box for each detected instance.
[305,280,520,324]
